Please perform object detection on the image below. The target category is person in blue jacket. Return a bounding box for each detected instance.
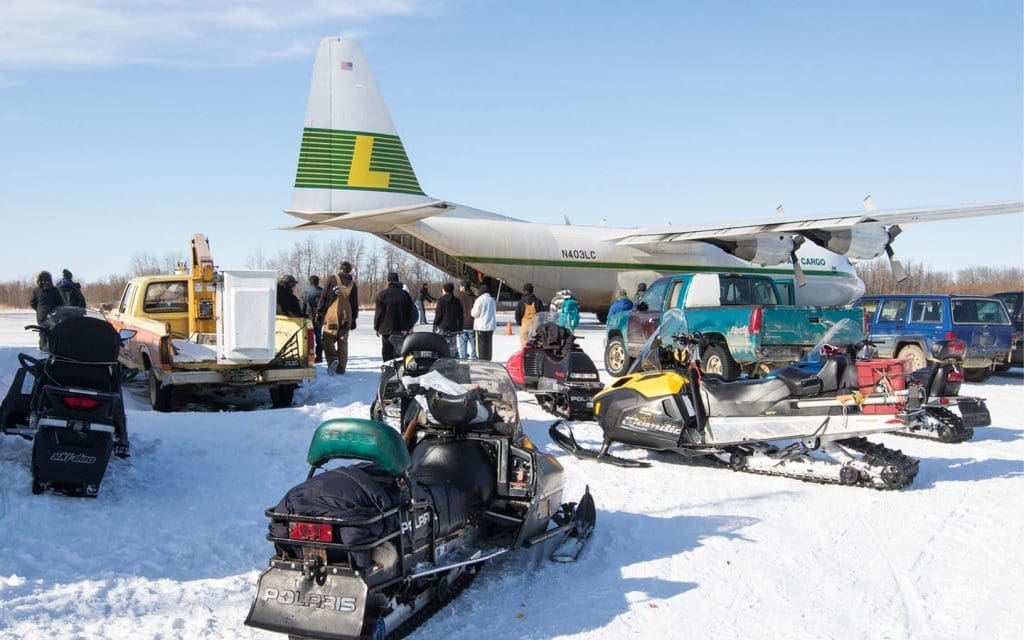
[607,289,634,318]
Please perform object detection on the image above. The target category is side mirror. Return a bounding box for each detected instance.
[637,302,649,312]
[118,329,137,341]
[99,302,113,312]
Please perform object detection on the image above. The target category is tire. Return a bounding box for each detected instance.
[993,362,1012,373]
[702,344,741,381]
[896,344,927,372]
[148,368,173,412]
[269,384,296,408]
[963,367,993,383]
[604,335,632,377]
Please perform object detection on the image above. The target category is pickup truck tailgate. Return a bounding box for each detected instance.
[760,307,864,348]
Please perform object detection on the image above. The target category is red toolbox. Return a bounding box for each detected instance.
[855,358,908,414]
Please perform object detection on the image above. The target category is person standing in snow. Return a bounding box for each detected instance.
[633,282,648,304]
[514,282,546,347]
[302,275,324,363]
[317,261,359,374]
[471,284,497,361]
[374,272,417,361]
[432,282,463,355]
[30,271,64,349]
[456,280,476,359]
[276,275,304,318]
[607,289,634,319]
[416,283,435,325]
[57,269,86,308]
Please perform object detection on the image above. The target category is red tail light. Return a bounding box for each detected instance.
[945,331,957,340]
[306,328,315,364]
[946,339,966,358]
[946,369,964,383]
[289,522,333,542]
[749,307,763,334]
[62,395,100,410]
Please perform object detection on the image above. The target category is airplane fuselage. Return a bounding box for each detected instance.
[399,212,864,311]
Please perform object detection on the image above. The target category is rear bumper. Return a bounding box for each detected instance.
[755,345,806,363]
[963,346,1009,369]
[159,367,315,387]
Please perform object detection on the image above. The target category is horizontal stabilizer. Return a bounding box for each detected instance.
[283,200,450,232]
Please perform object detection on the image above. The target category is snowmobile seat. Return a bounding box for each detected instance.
[42,316,122,392]
[774,356,856,397]
[700,377,792,417]
[410,439,496,538]
[400,332,450,358]
[307,418,412,476]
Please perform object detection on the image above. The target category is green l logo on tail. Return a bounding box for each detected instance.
[294,127,424,195]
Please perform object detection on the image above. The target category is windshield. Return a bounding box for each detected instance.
[951,299,1011,325]
[803,317,864,363]
[526,311,569,339]
[405,358,519,425]
[629,308,692,373]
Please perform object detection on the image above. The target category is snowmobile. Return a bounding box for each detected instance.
[550,312,920,490]
[774,337,988,443]
[506,312,603,420]
[369,331,451,429]
[0,310,133,496]
[245,358,595,640]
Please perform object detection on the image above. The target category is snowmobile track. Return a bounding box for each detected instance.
[894,406,974,444]
[381,567,480,640]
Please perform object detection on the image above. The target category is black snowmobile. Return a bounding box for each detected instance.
[550,313,920,490]
[369,331,451,429]
[245,358,595,640]
[901,338,990,442]
[506,313,604,420]
[0,309,133,496]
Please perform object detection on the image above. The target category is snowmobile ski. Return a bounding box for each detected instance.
[549,420,651,468]
[549,486,596,562]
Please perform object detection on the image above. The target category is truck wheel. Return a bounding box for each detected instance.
[604,336,632,377]
[963,367,993,383]
[703,344,741,381]
[148,368,173,412]
[896,344,927,372]
[269,384,296,408]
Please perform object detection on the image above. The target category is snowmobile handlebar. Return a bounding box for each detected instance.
[24,324,46,334]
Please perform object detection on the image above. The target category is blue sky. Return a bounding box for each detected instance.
[0,0,1021,282]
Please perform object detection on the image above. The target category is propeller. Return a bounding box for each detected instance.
[790,235,807,287]
[886,225,908,282]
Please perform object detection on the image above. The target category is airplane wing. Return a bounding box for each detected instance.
[601,202,1022,245]
[601,201,1022,286]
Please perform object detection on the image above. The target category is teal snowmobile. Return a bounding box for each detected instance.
[245,359,595,640]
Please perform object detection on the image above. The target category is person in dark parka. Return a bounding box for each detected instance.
[276,275,304,318]
[30,271,64,349]
[374,272,416,361]
[57,269,86,308]
[302,275,324,363]
[432,282,464,354]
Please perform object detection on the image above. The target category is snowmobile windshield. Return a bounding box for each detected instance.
[526,312,564,340]
[628,308,691,374]
[405,358,520,427]
[804,317,863,364]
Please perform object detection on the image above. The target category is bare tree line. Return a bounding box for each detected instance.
[2,243,1020,310]
[856,258,1023,296]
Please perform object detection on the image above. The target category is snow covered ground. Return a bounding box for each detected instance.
[0,309,1021,640]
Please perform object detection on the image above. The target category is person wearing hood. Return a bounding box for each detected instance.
[374,272,416,361]
[57,269,86,308]
[471,284,497,361]
[317,261,359,374]
[514,282,546,347]
[276,275,304,318]
[30,271,64,348]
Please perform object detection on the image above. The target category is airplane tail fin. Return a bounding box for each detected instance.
[289,38,438,223]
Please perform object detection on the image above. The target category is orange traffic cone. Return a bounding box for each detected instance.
[506,320,513,335]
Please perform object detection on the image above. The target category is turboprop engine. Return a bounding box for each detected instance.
[711,234,794,266]
[800,225,906,281]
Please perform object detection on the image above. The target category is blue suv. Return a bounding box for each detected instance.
[856,294,1013,382]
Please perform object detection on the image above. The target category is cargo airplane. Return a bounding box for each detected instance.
[285,38,1022,319]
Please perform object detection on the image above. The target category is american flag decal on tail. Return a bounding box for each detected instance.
[340,61,353,71]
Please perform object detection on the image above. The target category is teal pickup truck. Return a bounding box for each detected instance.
[604,273,864,379]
